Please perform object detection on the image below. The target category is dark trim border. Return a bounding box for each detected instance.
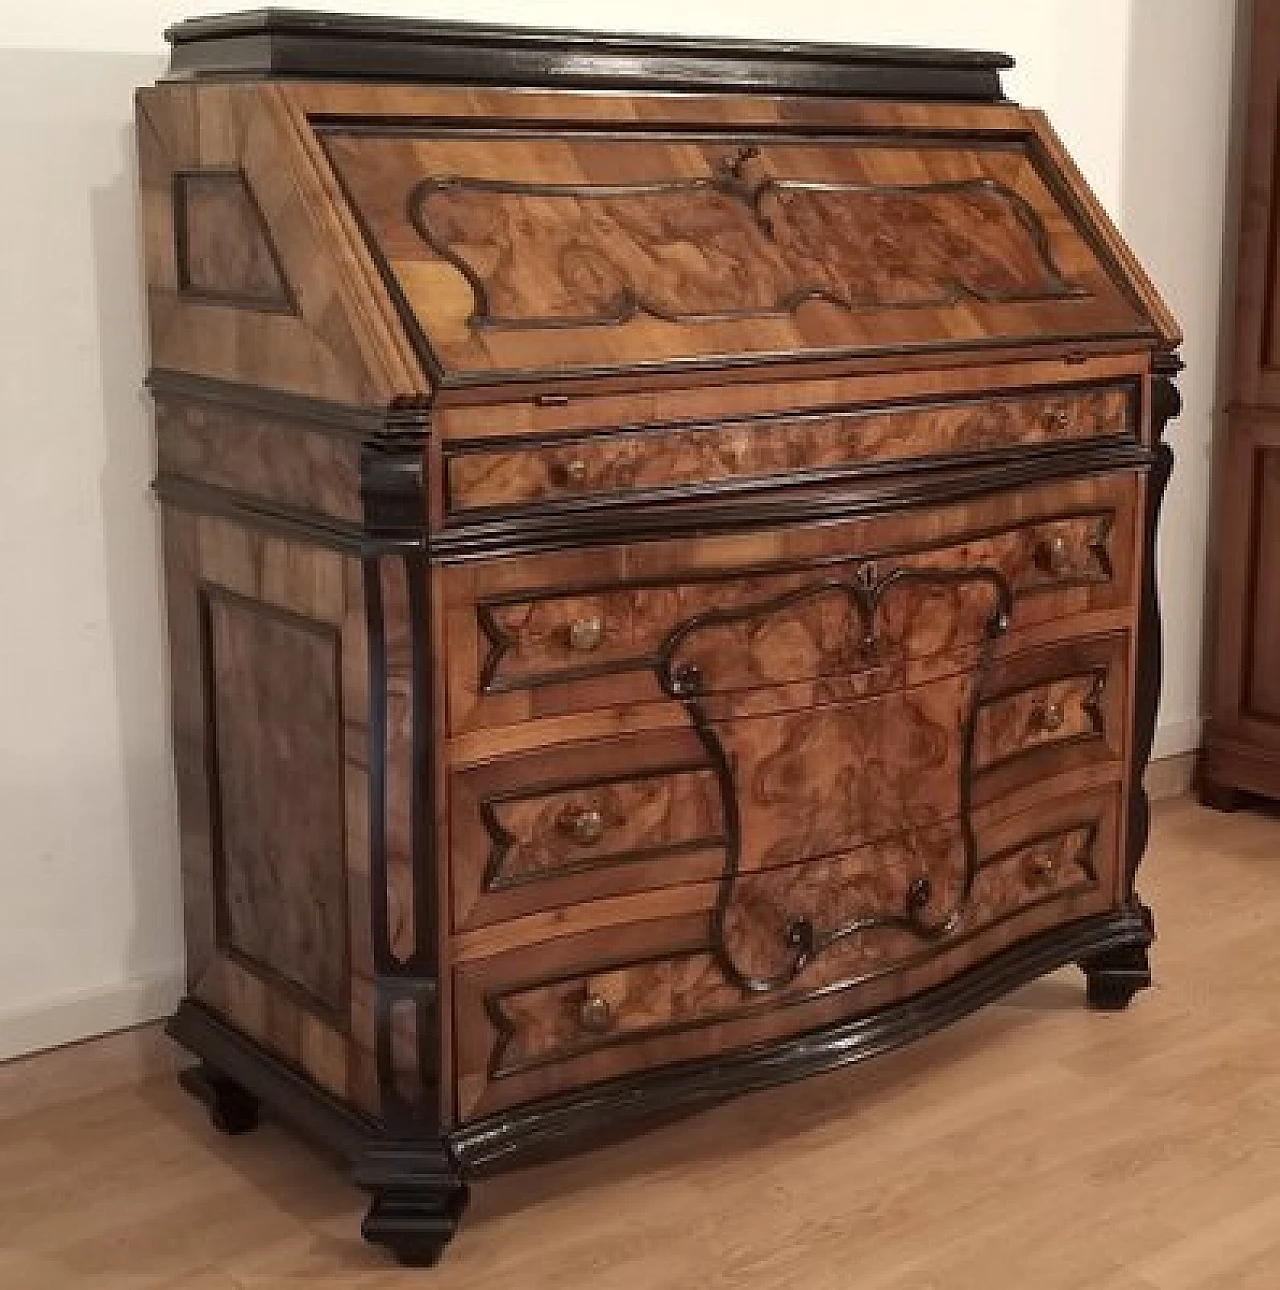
[172,168,299,315]
[409,170,1083,333]
[153,438,1156,564]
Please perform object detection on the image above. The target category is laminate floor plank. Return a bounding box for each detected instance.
[1,796,1278,1288]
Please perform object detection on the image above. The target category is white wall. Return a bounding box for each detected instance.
[0,1,1242,1057]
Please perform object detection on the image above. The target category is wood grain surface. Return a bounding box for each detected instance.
[446,386,1132,513]
[445,473,1137,734]
[321,126,1155,381]
[206,591,347,1018]
[174,170,292,308]
[455,786,1121,1119]
[161,506,388,1117]
[154,397,363,521]
[1199,0,1280,806]
[6,797,1268,1290]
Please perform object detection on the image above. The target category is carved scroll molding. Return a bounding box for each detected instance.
[656,561,1014,995]
[409,147,1086,333]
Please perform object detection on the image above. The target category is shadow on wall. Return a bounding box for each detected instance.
[1118,0,1248,760]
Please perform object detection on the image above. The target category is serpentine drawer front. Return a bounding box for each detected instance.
[139,13,1180,1267]
[443,472,1138,734]
[453,786,1123,1120]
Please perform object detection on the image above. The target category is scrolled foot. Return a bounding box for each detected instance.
[362,1184,469,1267]
[180,1062,260,1135]
[1080,944,1151,1011]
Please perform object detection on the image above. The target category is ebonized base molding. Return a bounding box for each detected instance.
[168,907,1152,1261]
[355,1147,469,1267]
[1080,944,1152,1012]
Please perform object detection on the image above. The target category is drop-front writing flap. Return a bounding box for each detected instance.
[320,127,1159,387]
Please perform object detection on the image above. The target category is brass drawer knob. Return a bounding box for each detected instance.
[559,806,605,846]
[558,458,589,488]
[578,991,613,1034]
[1033,699,1067,734]
[1024,853,1059,887]
[1034,534,1071,576]
[567,616,604,653]
[1044,407,1071,432]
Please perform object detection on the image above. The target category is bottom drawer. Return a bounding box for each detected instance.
[454,785,1122,1121]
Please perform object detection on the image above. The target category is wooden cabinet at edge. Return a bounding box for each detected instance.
[1201,0,1280,809]
[137,11,1182,1266]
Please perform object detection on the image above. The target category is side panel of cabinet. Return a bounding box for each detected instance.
[161,506,446,1122]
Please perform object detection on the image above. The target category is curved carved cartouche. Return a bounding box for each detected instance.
[658,561,1016,993]
[410,146,1086,331]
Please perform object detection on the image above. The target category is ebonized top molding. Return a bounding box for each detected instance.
[163,9,1014,101]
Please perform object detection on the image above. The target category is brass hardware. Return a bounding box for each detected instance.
[578,991,613,1033]
[1024,853,1059,887]
[671,662,703,695]
[1035,534,1071,575]
[558,458,589,488]
[559,806,605,846]
[1033,699,1067,735]
[1044,407,1071,431]
[784,916,816,953]
[567,616,604,652]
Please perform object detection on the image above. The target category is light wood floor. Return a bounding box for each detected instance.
[3,795,1280,1289]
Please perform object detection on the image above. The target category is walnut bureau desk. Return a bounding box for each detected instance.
[137,10,1182,1265]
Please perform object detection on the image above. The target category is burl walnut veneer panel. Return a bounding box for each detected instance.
[206,591,347,1017]
[321,130,1156,383]
[140,13,1180,1268]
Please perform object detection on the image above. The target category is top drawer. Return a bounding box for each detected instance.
[444,382,1136,515]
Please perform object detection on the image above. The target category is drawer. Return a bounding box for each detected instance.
[445,382,1136,515]
[442,474,1139,735]
[454,786,1122,1121]
[451,729,727,931]
[973,632,1128,802]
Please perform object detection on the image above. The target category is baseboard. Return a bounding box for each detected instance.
[1144,750,1195,801]
[1151,716,1203,762]
[0,970,183,1064]
[0,1020,183,1120]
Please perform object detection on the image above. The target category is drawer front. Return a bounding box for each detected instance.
[443,474,1139,735]
[973,632,1128,799]
[451,729,727,931]
[454,786,1123,1121]
[446,383,1135,514]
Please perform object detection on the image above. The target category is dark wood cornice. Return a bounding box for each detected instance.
[164,11,1013,102]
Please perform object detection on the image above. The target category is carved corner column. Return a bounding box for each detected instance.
[1080,349,1181,1009]
[357,420,468,1265]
